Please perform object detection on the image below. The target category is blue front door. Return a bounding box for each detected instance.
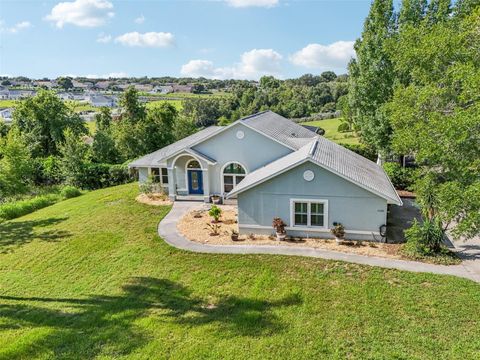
[187,170,203,194]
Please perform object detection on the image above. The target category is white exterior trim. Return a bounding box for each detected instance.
[220,161,249,198]
[289,198,329,229]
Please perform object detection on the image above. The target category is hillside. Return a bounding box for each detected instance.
[0,184,479,359]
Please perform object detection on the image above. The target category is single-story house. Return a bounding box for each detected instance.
[87,95,117,107]
[129,111,402,240]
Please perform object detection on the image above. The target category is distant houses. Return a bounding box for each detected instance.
[87,94,117,107]
[0,108,14,123]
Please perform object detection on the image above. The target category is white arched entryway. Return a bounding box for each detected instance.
[171,154,206,196]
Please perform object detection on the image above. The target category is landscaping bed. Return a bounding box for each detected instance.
[178,206,407,260]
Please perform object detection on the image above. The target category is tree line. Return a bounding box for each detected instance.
[346,0,479,251]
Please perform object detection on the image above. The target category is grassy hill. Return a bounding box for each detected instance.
[302,118,360,145]
[0,184,479,359]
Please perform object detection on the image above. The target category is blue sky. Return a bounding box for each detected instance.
[0,0,371,79]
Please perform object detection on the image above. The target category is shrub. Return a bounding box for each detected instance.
[61,185,82,199]
[337,122,351,133]
[0,194,59,221]
[78,163,133,190]
[342,143,377,162]
[139,176,164,197]
[272,217,286,234]
[404,218,445,255]
[209,205,222,223]
[383,162,417,190]
[330,223,345,238]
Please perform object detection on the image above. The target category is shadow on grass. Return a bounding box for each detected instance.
[0,277,302,359]
[0,217,70,254]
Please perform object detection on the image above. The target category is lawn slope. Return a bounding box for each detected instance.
[0,184,479,359]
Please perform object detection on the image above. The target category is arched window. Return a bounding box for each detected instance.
[223,163,246,193]
[186,159,201,169]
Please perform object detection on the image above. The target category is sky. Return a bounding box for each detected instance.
[0,0,372,80]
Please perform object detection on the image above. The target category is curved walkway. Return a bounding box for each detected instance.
[158,201,480,283]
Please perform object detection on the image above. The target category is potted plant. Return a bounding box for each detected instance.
[208,205,222,223]
[272,217,287,241]
[230,229,239,241]
[331,223,345,244]
[211,194,222,204]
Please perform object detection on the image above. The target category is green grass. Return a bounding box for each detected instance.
[0,100,19,108]
[302,118,360,145]
[0,183,479,359]
[146,99,183,111]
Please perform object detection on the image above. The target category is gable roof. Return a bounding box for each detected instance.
[128,126,222,167]
[227,137,402,205]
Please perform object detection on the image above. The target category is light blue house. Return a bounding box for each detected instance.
[129,111,402,240]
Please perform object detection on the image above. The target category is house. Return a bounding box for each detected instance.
[172,84,193,93]
[128,111,402,240]
[87,95,117,107]
[0,86,9,99]
[0,108,14,123]
[151,85,174,94]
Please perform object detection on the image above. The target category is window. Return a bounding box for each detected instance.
[151,168,161,183]
[150,168,168,185]
[222,162,246,194]
[161,168,168,184]
[291,199,328,228]
[187,160,201,169]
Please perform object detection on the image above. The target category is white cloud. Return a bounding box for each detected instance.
[114,32,174,47]
[45,0,114,28]
[134,15,145,24]
[225,0,278,8]
[96,33,111,43]
[84,72,128,78]
[0,20,32,34]
[181,48,283,80]
[290,41,355,70]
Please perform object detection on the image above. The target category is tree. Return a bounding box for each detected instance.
[0,129,33,198]
[347,0,396,153]
[398,0,427,28]
[174,115,197,140]
[57,77,74,90]
[119,87,146,123]
[12,90,87,157]
[94,107,112,131]
[141,103,177,154]
[59,129,90,187]
[92,129,119,164]
[320,71,337,82]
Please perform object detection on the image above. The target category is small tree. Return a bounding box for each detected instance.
[59,129,90,187]
[209,205,222,223]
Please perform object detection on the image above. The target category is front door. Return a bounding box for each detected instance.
[187,170,204,194]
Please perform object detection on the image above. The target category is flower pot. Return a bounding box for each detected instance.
[231,234,239,241]
[211,196,221,205]
[335,237,343,245]
[276,232,287,241]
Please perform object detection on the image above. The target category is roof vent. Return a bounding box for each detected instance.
[291,132,297,137]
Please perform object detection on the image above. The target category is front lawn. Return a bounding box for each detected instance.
[0,184,479,359]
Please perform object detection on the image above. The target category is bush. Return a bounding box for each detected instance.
[404,218,446,256]
[0,194,59,221]
[383,162,417,190]
[61,185,82,199]
[342,144,377,162]
[209,205,222,223]
[337,122,351,133]
[79,163,133,190]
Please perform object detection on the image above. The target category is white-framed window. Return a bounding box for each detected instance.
[222,162,246,194]
[150,167,169,185]
[290,199,328,228]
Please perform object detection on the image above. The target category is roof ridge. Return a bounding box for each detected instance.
[238,110,271,122]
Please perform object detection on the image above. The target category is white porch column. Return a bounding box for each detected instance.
[203,167,210,203]
[167,167,176,201]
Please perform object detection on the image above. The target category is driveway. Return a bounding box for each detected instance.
[158,201,480,283]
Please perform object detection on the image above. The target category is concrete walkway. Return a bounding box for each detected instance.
[158,201,480,283]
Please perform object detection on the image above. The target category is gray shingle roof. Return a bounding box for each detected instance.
[128,126,222,167]
[241,111,317,150]
[228,137,402,205]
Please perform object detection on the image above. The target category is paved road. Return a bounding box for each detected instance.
[158,201,480,283]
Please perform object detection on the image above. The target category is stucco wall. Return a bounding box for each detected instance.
[192,123,292,195]
[237,161,387,239]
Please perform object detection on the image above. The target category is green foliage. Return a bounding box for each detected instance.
[174,115,197,141]
[119,87,146,123]
[0,129,33,199]
[94,107,112,131]
[382,162,416,190]
[78,163,133,190]
[60,185,82,199]
[32,155,62,185]
[337,122,350,133]
[341,143,377,162]
[139,175,164,196]
[0,194,59,221]
[57,77,73,90]
[208,205,222,223]
[59,129,91,187]
[404,218,445,255]
[92,128,119,164]
[12,90,87,157]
